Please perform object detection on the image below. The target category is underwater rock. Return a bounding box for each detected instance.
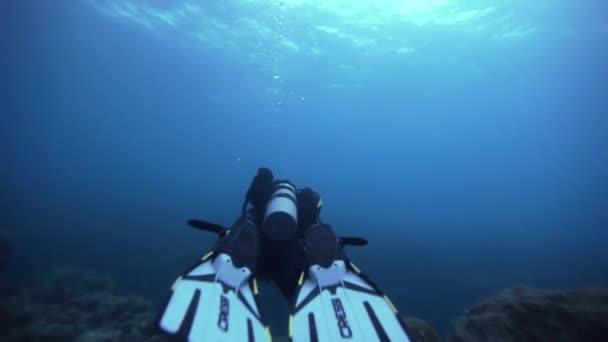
[0,230,15,276]
[0,267,171,341]
[447,286,608,342]
[42,267,116,296]
[402,316,441,342]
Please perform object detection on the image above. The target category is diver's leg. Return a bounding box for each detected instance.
[300,223,346,267]
[264,223,342,304]
[212,218,261,273]
[157,218,269,341]
[290,223,412,342]
[271,223,342,301]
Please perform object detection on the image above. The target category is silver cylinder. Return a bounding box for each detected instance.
[262,182,298,240]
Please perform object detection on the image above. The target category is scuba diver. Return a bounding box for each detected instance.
[156,168,413,341]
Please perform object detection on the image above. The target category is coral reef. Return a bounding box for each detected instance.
[0,267,170,341]
[3,264,606,342]
[403,316,441,342]
[447,286,608,342]
[0,230,15,276]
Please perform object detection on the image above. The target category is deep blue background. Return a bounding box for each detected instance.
[4,0,608,337]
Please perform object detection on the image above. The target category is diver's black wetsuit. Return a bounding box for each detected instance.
[211,168,345,301]
[161,168,434,341]
[252,185,327,300]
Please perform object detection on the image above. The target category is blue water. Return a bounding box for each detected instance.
[5,0,608,337]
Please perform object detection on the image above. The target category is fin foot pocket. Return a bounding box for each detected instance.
[292,223,411,342]
[157,219,268,341]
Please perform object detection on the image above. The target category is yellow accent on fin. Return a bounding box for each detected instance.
[201,251,214,261]
[289,315,294,337]
[349,262,361,274]
[253,278,259,295]
[171,276,183,290]
[317,198,323,208]
[298,272,305,286]
[265,326,272,342]
[384,295,398,314]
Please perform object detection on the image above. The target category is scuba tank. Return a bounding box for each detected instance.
[241,168,299,240]
[262,181,298,240]
[241,168,323,241]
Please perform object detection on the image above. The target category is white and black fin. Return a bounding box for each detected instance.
[157,251,271,342]
[289,260,411,342]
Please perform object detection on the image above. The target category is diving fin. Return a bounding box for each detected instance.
[289,225,411,342]
[157,219,271,342]
[188,219,228,236]
[339,236,368,247]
